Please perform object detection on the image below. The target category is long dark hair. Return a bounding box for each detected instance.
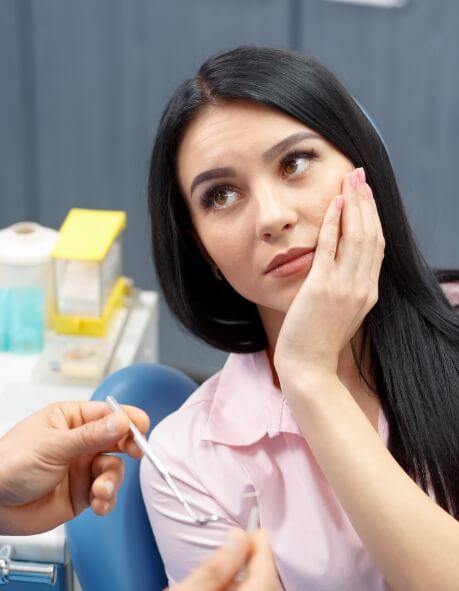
[148,46,459,518]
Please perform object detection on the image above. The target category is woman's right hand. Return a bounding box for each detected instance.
[274,168,384,385]
[171,528,281,591]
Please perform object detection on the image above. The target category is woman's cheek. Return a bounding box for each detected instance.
[202,232,246,274]
[303,192,335,227]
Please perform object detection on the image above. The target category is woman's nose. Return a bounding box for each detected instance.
[254,187,298,241]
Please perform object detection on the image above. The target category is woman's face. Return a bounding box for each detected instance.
[177,101,354,315]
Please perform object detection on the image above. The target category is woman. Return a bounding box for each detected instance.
[140,46,459,590]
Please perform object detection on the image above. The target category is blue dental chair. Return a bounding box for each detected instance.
[65,364,197,591]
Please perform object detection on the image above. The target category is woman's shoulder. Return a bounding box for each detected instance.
[140,354,263,515]
[147,350,271,456]
[149,369,222,451]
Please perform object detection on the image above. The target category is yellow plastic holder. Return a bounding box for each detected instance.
[52,276,129,336]
[52,209,126,262]
[52,209,127,320]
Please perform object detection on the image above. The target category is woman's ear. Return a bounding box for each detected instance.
[187,228,224,281]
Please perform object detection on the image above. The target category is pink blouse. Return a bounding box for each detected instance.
[140,351,393,590]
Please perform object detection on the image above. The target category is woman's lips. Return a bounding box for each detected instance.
[266,250,315,278]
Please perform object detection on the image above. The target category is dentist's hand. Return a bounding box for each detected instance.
[0,401,149,534]
[172,528,281,591]
[274,167,385,386]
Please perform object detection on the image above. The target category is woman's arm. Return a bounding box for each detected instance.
[139,405,253,586]
[274,168,459,591]
[284,372,459,591]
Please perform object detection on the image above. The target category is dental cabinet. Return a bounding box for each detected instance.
[0,291,158,590]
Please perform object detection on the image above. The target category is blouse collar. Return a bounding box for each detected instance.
[201,351,303,446]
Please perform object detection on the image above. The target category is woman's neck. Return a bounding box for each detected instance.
[258,305,374,399]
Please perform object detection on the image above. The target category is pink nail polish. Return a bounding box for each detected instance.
[357,168,366,183]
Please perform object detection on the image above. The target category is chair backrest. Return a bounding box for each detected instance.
[66,363,197,591]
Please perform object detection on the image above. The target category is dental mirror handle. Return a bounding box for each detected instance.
[105,395,200,521]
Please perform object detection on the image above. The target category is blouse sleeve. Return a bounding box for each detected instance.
[139,402,252,586]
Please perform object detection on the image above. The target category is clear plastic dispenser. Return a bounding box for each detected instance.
[0,222,58,353]
[51,209,129,336]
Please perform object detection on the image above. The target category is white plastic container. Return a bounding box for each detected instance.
[0,222,58,327]
[54,240,122,317]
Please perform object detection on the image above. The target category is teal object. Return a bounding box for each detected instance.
[0,288,9,351]
[8,286,45,354]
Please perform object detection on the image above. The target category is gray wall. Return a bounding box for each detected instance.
[1,0,458,379]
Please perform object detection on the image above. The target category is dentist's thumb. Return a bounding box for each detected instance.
[56,411,131,459]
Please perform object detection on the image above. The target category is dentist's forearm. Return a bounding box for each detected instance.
[282,373,459,591]
[0,516,14,536]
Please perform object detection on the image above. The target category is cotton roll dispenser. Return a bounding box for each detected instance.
[51,208,129,337]
[0,222,58,353]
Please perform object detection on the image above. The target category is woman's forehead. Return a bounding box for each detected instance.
[177,101,320,181]
[181,101,316,146]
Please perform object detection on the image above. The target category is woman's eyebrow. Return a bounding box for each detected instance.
[261,131,320,163]
[189,131,320,196]
[190,167,236,196]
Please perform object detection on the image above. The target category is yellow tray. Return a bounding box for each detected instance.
[52,277,130,336]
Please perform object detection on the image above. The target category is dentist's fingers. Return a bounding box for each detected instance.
[122,436,146,459]
[68,453,124,517]
[172,529,250,591]
[239,529,282,591]
[90,454,124,502]
[57,402,150,458]
[91,495,117,516]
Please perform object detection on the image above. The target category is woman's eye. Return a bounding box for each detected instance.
[281,151,316,178]
[200,186,239,210]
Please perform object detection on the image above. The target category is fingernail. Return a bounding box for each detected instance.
[357,167,366,183]
[104,481,115,497]
[103,501,110,513]
[106,412,122,434]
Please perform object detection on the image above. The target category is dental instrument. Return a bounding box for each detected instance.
[106,395,222,526]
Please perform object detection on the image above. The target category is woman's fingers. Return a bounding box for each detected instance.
[335,169,365,276]
[353,171,379,298]
[349,173,384,309]
[311,193,344,276]
[335,168,383,311]
[367,185,385,302]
